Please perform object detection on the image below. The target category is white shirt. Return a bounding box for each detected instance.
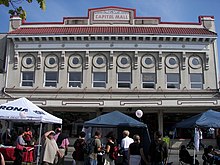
[121,136,134,151]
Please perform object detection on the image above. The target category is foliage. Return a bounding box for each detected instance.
[0,0,46,19]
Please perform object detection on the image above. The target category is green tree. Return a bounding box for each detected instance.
[0,0,46,19]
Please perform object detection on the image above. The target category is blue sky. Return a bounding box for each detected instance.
[0,0,220,55]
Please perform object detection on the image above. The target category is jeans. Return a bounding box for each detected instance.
[90,159,98,165]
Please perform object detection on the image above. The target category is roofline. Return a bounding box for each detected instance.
[18,6,215,26]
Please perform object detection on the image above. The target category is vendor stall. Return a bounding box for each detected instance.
[0,97,62,165]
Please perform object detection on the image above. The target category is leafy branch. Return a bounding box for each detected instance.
[0,0,46,19]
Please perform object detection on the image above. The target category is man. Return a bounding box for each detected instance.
[2,128,12,146]
[89,131,102,165]
[121,130,134,165]
[149,131,168,165]
[54,128,69,165]
[41,130,63,165]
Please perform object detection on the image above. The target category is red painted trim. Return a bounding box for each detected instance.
[22,22,64,25]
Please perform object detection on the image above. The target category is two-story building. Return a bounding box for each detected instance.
[1,6,219,136]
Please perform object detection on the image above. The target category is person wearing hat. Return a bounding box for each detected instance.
[128,134,148,165]
[54,128,69,165]
[41,130,63,165]
[148,131,168,165]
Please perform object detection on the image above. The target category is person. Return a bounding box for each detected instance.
[216,129,220,149]
[128,134,148,165]
[148,131,168,165]
[121,130,134,165]
[199,128,205,150]
[41,130,63,165]
[54,128,70,165]
[2,128,12,146]
[179,145,199,165]
[104,132,116,165]
[0,152,5,165]
[202,145,220,165]
[89,131,102,165]
[73,131,87,165]
[13,130,27,165]
[23,127,33,145]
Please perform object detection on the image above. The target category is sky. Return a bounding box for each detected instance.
[0,0,220,56]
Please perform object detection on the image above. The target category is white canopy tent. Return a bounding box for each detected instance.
[0,97,62,165]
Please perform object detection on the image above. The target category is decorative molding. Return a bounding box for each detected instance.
[205,53,209,70]
[134,51,138,69]
[109,51,114,69]
[182,52,186,70]
[37,51,42,69]
[13,51,19,69]
[85,51,89,69]
[158,51,162,70]
[60,51,65,69]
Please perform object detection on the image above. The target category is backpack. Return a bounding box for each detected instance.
[154,141,165,162]
[85,138,95,154]
[73,138,87,160]
[109,145,119,160]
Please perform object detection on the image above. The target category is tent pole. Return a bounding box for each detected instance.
[36,123,43,165]
[193,127,196,165]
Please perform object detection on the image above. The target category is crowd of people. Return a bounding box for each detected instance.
[72,130,168,165]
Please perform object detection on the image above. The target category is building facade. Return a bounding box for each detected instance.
[1,6,219,136]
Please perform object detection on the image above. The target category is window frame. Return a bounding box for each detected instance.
[92,72,107,88]
[166,73,180,89]
[117,72,131,88]
[68,72,82,88]
[44,71,58,87]
[21,71,35,87]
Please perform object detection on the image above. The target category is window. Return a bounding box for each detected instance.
[190,73,203,89]
[167,73,180,89]
[142,73,155,88]
[69,72,82,88]
[45,72,58,87]
[118,72,131,88]
[93,72,106,88]
[21,72,34,87]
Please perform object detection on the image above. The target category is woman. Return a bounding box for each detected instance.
[104,132,116,165]
[128,134,148,165]
[0,152,5,165]
[13,130,27,165]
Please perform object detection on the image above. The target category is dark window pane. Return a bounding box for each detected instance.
[93,82,106,88]
[121,58,128,65]
[191,84,203,89]
[45,82,57,87]
[46,72,58,81]
[69,82,81,88]
[94,72,106,81]
[143,83,155,88]
[22,82,33,87]
[118,83,130,88]
[190,74,202,82]
[97,58,104,65]
[118,73,131,81]
[69,72,81,81]
[26,58,32,65]
[23,72,34,80]
[167,83,180,88]
[142,73,155,82]
[167,74,179,82]
[49,58,56,65]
